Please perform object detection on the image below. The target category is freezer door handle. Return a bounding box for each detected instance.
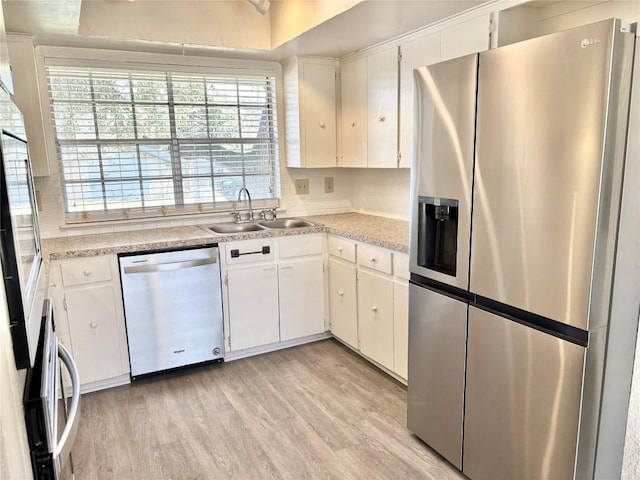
[123,257,216,274]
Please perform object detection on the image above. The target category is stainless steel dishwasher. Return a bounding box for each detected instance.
[119,246,224,379]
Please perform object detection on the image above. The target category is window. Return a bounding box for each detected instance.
[46,65,280,222]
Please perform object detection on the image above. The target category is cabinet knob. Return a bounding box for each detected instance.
[50,282,57,288]
[337,245,343,252]
[351,122,356,128]
[378,115,386,123]
[90,322,98,329]
[83,269,92,276]
[369,257,377,263]
[319,122,326,129]
[338,290,344,296]
[371,306,378,312]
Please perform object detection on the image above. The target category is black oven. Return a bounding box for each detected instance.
[0,127,44,369]
[24,300,81,480]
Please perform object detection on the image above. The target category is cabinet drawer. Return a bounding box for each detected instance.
[394,253,410,280]
[357,244,392,275]
[279,234,323,258]
[328,236,356,263]
[225,239,275,265]
[60,257,113,286]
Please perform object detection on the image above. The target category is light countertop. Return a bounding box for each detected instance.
[42,212,410,264]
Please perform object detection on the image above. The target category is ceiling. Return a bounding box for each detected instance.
[2,0,502,60]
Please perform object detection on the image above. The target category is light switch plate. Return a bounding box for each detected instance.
[295,178,309,194]
[324,177,334,193]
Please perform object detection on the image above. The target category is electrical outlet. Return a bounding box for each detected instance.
[324,177,334,193]
[295,178,309,194]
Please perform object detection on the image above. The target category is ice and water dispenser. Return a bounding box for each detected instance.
[417,196,459,276]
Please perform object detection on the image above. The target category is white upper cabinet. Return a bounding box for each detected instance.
[7,35,51,176]
[339,55,368,167]
[398,32,440,169]
[366,46,399,168]
[340,45,399,169]
[284,57,338,168]
[440,14,491,61]
[0,2,13,95]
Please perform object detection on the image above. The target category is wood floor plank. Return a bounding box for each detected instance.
[73,339,462,479]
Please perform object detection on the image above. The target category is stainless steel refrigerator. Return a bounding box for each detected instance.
[407,19,639,480]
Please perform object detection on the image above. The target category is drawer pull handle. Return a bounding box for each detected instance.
[263,267,276,272]
[369,257,376,263]
[83,270,91,276]
[378,115,386,123]
[90,322,98,329]
[280,266,293,270]
[371,306,378,312]
[338,290,344,296]
[230,246,271,258]
[319,122,326,129]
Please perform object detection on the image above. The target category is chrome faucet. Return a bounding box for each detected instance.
[236,187,254,221]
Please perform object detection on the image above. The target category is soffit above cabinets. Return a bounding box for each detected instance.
[3,0,495,60]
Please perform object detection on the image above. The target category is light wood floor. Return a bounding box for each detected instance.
[74,339,464,480]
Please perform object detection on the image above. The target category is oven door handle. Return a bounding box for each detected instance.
[55,342,81,460]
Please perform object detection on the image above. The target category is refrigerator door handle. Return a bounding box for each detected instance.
[55,342,81,461]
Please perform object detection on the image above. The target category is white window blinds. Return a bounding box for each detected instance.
[46,65,280,222]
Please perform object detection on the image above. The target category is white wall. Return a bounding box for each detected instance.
[78,1,272,51]
[270,0,363,49]
[351,168,411,220]
[534,0,640,36]
[0,281,33,480]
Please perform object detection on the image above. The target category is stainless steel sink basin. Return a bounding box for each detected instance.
[207,223,267,234]
[258,219,315,229]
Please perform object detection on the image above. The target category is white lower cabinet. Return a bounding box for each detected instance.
[227,264,280,351]
[357,269,394,371]
[49,255,130,391]
[328,258,358,348]
[223,234,327,353]
[327,235,409,381]
[279,258,325,341]
[393,280,409,380]
[64,285,125,384]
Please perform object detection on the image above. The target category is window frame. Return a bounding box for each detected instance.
[37,46,285,224]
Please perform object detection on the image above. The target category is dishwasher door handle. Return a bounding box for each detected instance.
[123,257,217,274]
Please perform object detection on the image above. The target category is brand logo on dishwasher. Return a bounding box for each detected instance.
[173,349,185,354]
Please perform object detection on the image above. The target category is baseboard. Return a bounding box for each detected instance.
[80,374,130,394]
[224,331,333,362]
[331,336,408,386]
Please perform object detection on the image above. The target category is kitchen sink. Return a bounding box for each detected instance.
[206,218,316,234]
[258,219,316,229]
[207,223,267,234]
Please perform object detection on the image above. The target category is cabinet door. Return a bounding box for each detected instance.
[279,258,325,341]
[302,62,337,167]
[440,14,491,61]
[357,269,394,370]
[393,280,409,380]
[399,33,440,169]
[328,258,357,348]
[340,56,368,167]
[367,46,399,168]
[64,285,127,385]
[227,265,280,350]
